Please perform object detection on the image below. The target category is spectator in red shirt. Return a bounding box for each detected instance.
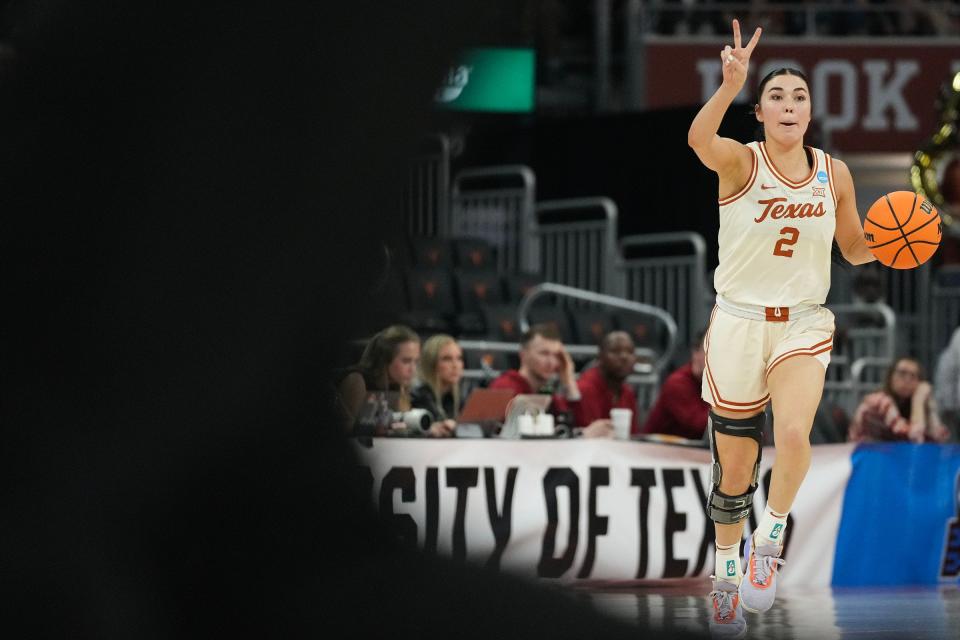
[489,323,579,409]
[490,324,626,438]
[572,331,638,435]
[642,331,710,440]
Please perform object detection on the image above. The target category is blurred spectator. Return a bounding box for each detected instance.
[641,330,710,440]
[898,0,938,36]
[864,0,900,36]
[820,0,870,36]
[848,356,951,443]
[336,325,421,433]
[411,334,464,438]
[642,0,955,37]
[835,264,887,342]
[755,1,807,36]
[925,2,958,35]
[571,331,638,438]
[934,326,960,439]
[489,323,582,431]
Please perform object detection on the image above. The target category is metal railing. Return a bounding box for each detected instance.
[883,263,934,368]
[617,232,709,353]
[828,301,897,362]
[931,280,960,373]
[450,165,537,274]
[516,282,679,375]
[405,134,450,237]
[823,356,893,417]
[822,302,896,416]
[534,197,621,295]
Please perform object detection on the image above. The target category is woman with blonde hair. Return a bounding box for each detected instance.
[411,334,464,437]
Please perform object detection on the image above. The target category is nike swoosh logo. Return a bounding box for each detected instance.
[761,184,777,190]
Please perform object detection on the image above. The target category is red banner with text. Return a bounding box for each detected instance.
[646,41,960,152]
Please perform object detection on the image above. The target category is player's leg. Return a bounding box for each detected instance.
[700,308,769,638]
[707,406,764,639]
[766,355,825,514]
[702,308,768,563]
[711,407,764,559]
[739,355,824,613]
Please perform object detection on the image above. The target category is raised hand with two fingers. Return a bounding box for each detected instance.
[720,19,762,93]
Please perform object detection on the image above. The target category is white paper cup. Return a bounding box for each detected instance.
[517,414,535,435]
[535,412,555,435]
[610,408,632,440]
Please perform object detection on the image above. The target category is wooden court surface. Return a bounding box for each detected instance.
[570,578,960,639]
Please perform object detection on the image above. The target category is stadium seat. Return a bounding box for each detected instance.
[452,237,495,271]
[569,307,616,345]
[356,266,409,335]
[455,312,487,338]
[454,269,504,312]
[409,236,453,269]
[464,349,511,373]
[481,304,522,343]
[405,268,456,316]
[612,310,664,350]
[399,310,451,335]
[454,269,504,338]
[503,271,543,303]
[526,306,574,344]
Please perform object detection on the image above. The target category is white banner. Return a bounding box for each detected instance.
[355,439,855,586]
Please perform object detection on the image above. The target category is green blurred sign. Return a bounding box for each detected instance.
[435,47,535,113]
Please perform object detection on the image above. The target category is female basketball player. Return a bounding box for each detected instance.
[687,19,876,638]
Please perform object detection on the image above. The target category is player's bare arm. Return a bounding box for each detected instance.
[832,158,877,265]
[687,19,761,196]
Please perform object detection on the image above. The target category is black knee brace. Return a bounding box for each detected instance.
[706,409,764,525]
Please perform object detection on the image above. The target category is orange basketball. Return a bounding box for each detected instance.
[863,191,941,269]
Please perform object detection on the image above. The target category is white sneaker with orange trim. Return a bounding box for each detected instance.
[739,533,785,613]
[708,578,747,639]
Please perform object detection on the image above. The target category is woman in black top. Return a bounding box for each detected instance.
[411,334,465,437]
[336,324,420,433]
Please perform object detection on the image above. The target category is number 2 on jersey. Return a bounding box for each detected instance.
[773,227,799,257]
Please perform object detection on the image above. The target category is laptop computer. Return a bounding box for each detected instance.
[457,387,516,423]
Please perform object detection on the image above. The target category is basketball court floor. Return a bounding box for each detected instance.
[571,579,960,639]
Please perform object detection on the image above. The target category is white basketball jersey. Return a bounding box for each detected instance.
[713,141,837,307]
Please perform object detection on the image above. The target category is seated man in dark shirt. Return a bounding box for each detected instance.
[572,331,638,435]
[641,331,710,440]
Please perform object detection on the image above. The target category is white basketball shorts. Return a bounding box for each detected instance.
[700,302,835,413]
